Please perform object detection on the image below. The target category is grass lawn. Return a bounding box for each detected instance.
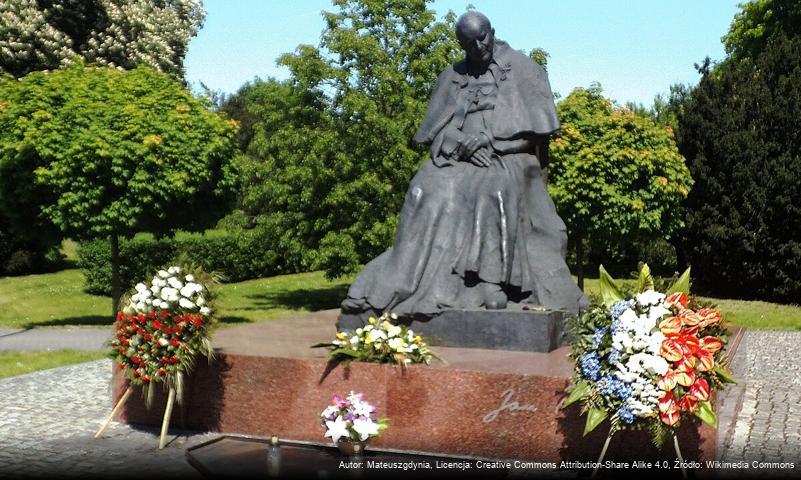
[0,268,353,329]
[0,269,110,329]
[0,350,107,379]
[0,268,798,330]
[213,270,353,325]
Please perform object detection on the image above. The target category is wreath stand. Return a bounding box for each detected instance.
[94,383,178,449]
[591,427,688,479]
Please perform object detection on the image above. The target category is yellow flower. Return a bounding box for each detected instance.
[368,316,376,325]
[414,336,422,344]
[336,332,346,340]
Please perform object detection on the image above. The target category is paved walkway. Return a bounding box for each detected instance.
[717,331,801,478]
[0,359,215,478]
[0,330,799,478]
[0,327,111,351]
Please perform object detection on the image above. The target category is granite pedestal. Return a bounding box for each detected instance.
[338,305,569,353]
[111,309,744,464]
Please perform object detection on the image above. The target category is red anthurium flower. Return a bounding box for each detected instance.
[696,350,715,372]
[170,338,181,347]
[690,378,711,401]
[131,355,141,364]
[153,319,163,330]
[660,409,680,426]
[192,316,203,327]
[148,311,157,319]
[661,339,683,362]
[659,317,683,335]
[697,308,721,328]
[119,347,126,355]
[679,335,700,355]
[675,369,695,387]
[680,311,703,327]
[159,310,170,319]
[657,370,678,391]
[659,391,678,413]
[666,292,689,308]
[117,311,124,321]
[142,375,151,383]
[678,394,698,412]
[700,336,723,353]
[144,333,153,341]
[675,355,696,372]
[683,325,700,337]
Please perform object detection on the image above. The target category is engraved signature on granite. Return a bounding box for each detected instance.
[482,388,538,423]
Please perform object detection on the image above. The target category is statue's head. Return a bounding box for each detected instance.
[456,11,495,70]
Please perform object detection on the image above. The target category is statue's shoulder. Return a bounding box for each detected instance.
[437,60,467,83]
[495,41,546,78]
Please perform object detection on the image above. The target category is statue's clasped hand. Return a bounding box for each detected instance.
[458,133,492,167]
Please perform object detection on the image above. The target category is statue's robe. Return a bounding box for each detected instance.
[343,41,587,315]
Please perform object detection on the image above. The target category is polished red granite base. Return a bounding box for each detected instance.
[112,310,744,462]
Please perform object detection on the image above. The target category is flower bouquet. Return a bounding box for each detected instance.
[313,312,438,366]
[97,265,217,448]
[563,264,735,475]
[321,391,388,454]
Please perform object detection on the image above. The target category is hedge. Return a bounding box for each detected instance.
[77,230,286,295]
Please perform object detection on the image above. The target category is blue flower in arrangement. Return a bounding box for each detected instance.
[607,349,622,365]
[598,375,633,401]
[580,352,601,381]
[597,375,615,396]
[609,299,634,321]
[614,381,633,401]
[592,326,609,346]
[617,405,636,425]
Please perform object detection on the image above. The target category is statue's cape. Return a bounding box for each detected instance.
[413,41,560,144]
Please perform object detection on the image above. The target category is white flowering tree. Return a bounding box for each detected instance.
[0,0,204,78]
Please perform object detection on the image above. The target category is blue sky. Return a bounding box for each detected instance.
[184,0,742,106]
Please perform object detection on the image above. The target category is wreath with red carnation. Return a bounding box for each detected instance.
[109,265,217,401]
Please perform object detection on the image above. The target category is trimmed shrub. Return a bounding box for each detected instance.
[78,229,287,295]
[78,237,176,295]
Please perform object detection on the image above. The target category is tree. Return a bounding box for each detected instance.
[0,63,238,313]
[722,0,801,65]
[225,0,462,278]
[220,73,336,273]
[676,29,801,302]
[548,84,693,289]
[0,0,204,78]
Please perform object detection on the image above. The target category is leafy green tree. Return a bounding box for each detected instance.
[676,29,801,302]
[0,63,238,312]
[221,74,335,274]
[548,84,693,289]
[722,0,801,65]
[0,0,204,78]
[529,48,549,71]
[225,0,461,278]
